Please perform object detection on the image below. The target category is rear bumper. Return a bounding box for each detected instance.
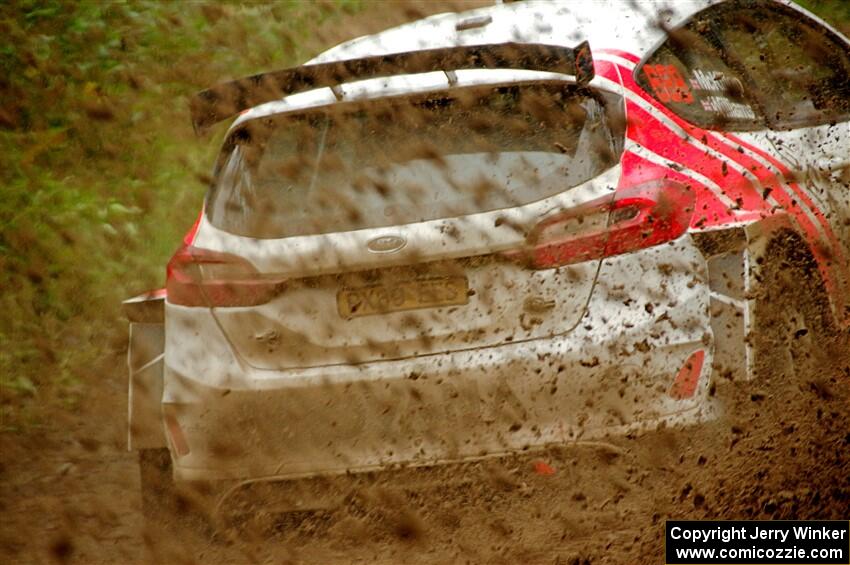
[166,341,714,482]
[163,234,718,482]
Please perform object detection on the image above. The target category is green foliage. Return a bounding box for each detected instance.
[796,0,850,35]
[0,0,362,426]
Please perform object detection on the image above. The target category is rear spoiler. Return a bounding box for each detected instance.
[189,41,595,134]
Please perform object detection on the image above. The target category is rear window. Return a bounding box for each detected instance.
[206,82,623,238]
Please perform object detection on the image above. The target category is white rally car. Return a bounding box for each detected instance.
[124,0,849,518]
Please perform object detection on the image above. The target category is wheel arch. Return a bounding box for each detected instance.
[694,213,839,383]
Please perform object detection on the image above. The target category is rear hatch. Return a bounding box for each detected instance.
[192,81,624,370]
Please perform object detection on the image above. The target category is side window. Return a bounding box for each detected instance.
[636,0,850,131]
[713,5,850,128]
[636,27,760,130]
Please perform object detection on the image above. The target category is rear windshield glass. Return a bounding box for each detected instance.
[207,82,623,238]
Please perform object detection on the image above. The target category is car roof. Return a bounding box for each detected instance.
[311,0,718,64]
[230,0,828,130]
[230,0,707,129]
[314,0,834,65]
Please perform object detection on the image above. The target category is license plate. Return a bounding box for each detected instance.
[337,277,469,318]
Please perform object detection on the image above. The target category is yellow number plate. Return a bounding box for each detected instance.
[337,277,469,318]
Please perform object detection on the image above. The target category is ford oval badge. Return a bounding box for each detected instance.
[367,235,406,254]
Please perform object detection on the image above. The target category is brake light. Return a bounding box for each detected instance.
[166,245,283,307]
[507,179,694,269]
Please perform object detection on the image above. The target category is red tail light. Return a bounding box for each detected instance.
[166,245,283,307]
[506,180,694,269]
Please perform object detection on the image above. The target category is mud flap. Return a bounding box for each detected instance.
[125,293,167,450]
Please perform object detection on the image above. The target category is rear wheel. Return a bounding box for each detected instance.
[139,448,179,522]
[750,232,841,384]
[138,448,213,532]
[713,233,850,519]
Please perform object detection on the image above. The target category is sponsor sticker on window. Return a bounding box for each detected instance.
[643,64,694,104]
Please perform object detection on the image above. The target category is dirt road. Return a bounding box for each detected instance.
[1,341,847,564]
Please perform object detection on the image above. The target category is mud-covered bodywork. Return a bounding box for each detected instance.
[163,230,714,482]
[125,0,850,492]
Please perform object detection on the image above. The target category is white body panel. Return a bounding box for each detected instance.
[164,233,714,481]
[132,0,849,488]
[736,123,850,255]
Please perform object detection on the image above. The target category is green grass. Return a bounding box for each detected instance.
[0,0,847,430]
[0,0,363,429]
[797,0,850,35]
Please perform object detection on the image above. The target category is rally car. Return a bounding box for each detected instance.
[123,0,850,519]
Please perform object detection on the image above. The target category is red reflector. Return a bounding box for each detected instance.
[164,411,190,457]
[668,349,705,400]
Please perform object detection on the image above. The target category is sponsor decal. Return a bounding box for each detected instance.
[700,95,757,120]
[643,64,694,104]
[688,68,744,94]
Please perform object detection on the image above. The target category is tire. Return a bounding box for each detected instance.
[139,448,179,522]
[138,448,212,532]
[750,231,839,383]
